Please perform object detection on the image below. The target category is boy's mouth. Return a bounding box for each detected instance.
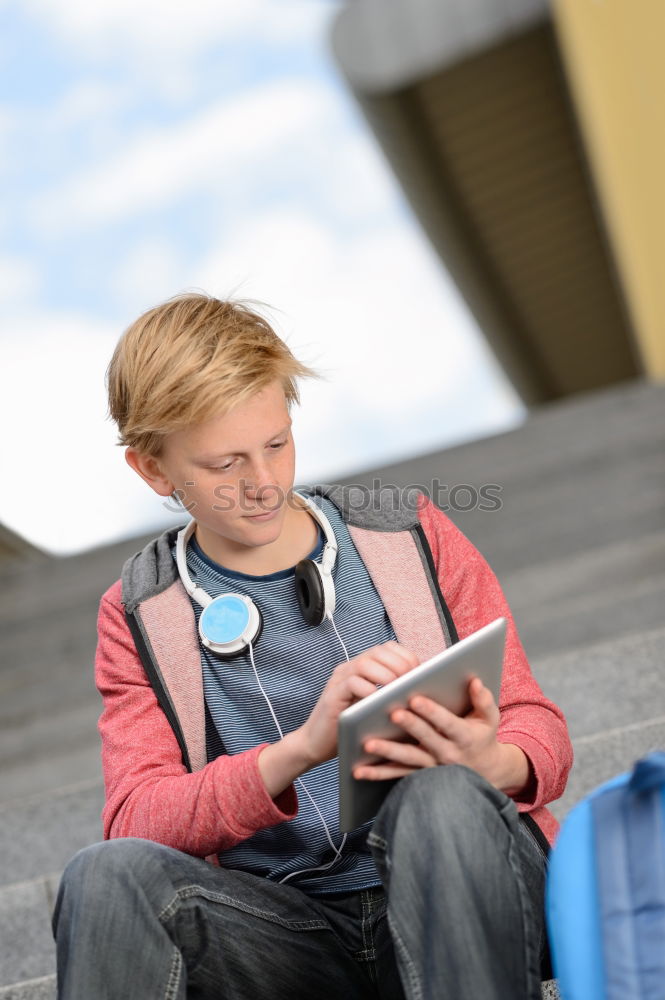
[245,506,281,521]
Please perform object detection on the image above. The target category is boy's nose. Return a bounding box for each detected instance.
[242,467,280,507]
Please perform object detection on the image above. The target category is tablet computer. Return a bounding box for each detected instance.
[337,617,506,832]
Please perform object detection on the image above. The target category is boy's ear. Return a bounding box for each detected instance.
[125,447,173,497]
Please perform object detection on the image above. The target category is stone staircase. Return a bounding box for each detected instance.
[1,377,663,998]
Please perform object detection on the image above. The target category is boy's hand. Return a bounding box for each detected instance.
[352,676,524,793]
[296,641,420,769]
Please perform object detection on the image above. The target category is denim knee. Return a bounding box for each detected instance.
[372,764,514,854]
[60,837,164,888]
[52,838,168,935]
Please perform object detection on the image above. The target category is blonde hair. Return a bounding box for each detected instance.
[106,292,319,457]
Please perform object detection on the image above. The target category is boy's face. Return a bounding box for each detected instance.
[127,379,297,553]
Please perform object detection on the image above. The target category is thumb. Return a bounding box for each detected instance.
[468,676,498,722]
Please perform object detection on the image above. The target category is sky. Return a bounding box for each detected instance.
[0,0,525,556]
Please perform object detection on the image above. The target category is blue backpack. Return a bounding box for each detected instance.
[545,751,665,1000]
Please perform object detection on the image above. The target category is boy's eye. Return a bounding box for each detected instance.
[207,440,286,471]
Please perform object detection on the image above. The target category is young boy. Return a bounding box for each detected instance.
[52,292,573,1000]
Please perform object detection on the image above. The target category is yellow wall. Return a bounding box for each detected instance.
[553,0,665,377]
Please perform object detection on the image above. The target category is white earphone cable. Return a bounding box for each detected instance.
[326,610,351,661]
[247,624,350,884]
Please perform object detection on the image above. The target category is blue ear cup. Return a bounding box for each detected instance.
[199,593,263,658]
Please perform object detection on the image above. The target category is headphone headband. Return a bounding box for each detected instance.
[175,519,211,608]
[291,491,338,575]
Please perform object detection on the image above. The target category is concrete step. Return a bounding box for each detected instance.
[444,445,665,577]
[517,574,665,663]
[0,527,157,623]
[503,530,665,613]
[0,877,57,989]
[529,624,665,741]
[503,530,665,657]
[0,740,102,809]
[532,626,665,821]
[0,699,102,806]
[345,380,665,576]
[549,713,665,821]
[0,609,98,700]
[0,975,56,1000]
[0,780,103,890]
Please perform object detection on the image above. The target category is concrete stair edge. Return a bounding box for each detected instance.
[0,777,102,815]
[0,975,56,1000]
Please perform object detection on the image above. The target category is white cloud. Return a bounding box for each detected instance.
[0,107,16,176]
[45,79,131,132]
[109,238,184,314]
[320,128,407,223]
[10,3,335,107]
[30,79,333,234]
[0,255,40,303]
[16,1,333,59]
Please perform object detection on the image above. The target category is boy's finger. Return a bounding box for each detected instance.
[407,696,464,743]
[468,677,499,722]
[363,735,434,769]
[381,640,420,668]
[353,763,419,781]
[369,645,419,676]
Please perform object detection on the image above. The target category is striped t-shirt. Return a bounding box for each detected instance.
[170,492,397,894]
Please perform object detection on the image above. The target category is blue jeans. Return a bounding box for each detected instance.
[52,765,548,999]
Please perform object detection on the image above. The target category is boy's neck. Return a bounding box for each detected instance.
[194,503,320,577]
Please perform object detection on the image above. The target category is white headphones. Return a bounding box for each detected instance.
[175,490,338,658]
